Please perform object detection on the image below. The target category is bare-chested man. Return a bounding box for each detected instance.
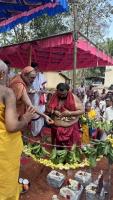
[47,83,84,147]
[0,60,36,200]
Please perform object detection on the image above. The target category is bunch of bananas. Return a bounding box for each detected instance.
[91,140,106,157]
[82,145,97,167]
[30,144,50,158]
[66,145,83,164]
[24,145,90,169]
[50,145,83,165]
[50,148,67,164]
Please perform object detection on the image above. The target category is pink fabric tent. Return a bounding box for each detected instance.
[0,32,113,71]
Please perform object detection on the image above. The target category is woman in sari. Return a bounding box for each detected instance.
[81,102,96,144]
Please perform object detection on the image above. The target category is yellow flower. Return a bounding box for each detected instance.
[107,135,113,145]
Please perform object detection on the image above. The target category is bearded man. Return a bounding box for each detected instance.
[9,66,52,124]
[47,83,84,147]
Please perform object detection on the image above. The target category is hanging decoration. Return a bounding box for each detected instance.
[0,0,68,33]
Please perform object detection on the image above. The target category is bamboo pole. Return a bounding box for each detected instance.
[73,1,78,93]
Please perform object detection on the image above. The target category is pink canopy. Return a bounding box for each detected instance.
[0,32,113,71]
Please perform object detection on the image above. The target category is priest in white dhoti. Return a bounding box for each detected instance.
[30,62,47,136]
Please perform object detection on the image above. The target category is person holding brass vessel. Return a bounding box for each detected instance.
[47,83,84,147]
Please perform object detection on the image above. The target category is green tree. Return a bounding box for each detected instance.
[0,13,69,46]
[70,0,112,42]
[100,38,113,56]
[0,0,112,46]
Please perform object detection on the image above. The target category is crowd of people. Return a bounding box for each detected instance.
[76,82,113,143]
[0,59,112,199]
[77,82,113,123]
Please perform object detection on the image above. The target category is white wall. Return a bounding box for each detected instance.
[44,72,65,89]
[104,66,113,87]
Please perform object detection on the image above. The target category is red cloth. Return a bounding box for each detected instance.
[51,123,81,148]
[39,94,46,105]
[48,91,81,147]
[48,91,76,112]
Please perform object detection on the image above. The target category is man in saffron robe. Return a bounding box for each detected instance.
[9,66,53,123]
[47,83,84,147]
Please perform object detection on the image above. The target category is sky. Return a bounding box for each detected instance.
[108,18,113,38]
[108,0,113,38]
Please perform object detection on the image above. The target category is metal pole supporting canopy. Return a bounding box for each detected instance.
[73,0,78,93]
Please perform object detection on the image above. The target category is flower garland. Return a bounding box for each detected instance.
[23,133,113,170]
[23,143,104,170]
[24,145,90,170]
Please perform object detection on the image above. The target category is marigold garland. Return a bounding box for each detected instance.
[23,134,113,170]
[24,145,89,170]
[23,146,103,170]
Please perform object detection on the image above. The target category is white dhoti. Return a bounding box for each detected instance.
[31,73,47,136]
[31,108,45,136]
